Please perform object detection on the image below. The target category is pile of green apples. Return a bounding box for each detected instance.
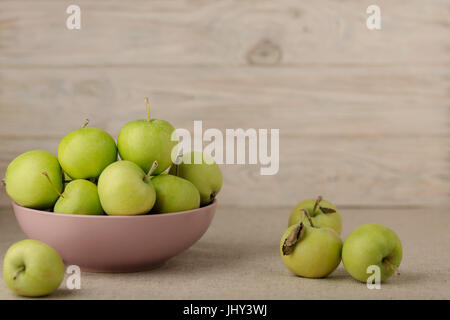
[280,196,403,283]
[2,99,222,297]
[4,98,223,216]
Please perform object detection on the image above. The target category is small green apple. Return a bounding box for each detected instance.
[53,179,104,215]
[5,150,63,209]
[171,151,222,206]
[58,121,117,179]
[280,209,342,278]
[117,98,177,175]
[97,160,156,216]
[288,196,342,234]
[3,239,65,297]
[151,174,200,213]
[342,223,402,282]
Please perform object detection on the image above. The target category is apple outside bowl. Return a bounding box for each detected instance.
[11,200,216,272]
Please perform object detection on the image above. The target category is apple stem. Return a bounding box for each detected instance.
[145,97,150,122]
[41,172,64,198]
[301,208,315,228]
[163,164,172,174]
[146,161,158,178]
[82,118,90,128]
[312,195,323,215]
[1,178,5,187]
[384,259,400,275]
[13,266,25,280]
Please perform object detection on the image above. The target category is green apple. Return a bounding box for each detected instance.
[97,160,156,216]
[280,209,342,278]
[342,224,402,282]
[53,179,104,215]
[58,122,117,179]
[5,150,63,209]
[288,196,342,234]
[151,174,200,213]
[117,98,177,175]
[171,151,222,206]
[3,239,65,297]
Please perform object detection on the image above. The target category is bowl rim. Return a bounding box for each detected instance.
[12,199,217,219]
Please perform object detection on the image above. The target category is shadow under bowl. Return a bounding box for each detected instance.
[11,200,216,272]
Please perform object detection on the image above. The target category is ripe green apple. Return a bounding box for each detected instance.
[151,175,200,213]
[5,150,63,209]
[58,124,117,179]
[171,151,222,206]
[280,210,342,278]
[53,179,104,215]
[3,239,65,297]
[342,223,402,282]
[288,196,342,234]
[97,160,156,216]
[117,98,177,175]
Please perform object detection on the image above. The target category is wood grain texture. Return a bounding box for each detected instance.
[0,66,448,138]
[0,0,449,67]
[0,1,449,208]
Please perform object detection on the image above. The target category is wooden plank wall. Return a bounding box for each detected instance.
[0,0,449,209]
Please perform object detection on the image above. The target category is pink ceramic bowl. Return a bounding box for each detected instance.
[12,201,216,272]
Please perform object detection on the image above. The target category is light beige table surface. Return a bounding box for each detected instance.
[0,204,448,300]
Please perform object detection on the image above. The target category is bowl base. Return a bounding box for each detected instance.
[75,261,167,273]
